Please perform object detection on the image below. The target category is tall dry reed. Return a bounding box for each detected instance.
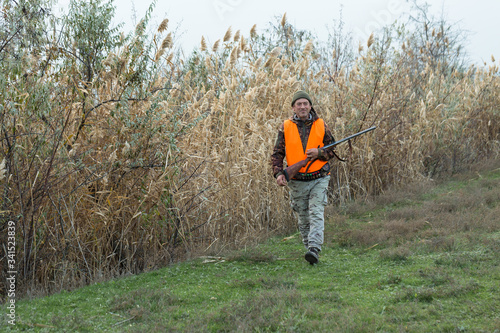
[1,8,499,297]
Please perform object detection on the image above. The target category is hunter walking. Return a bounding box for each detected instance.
[271,90,337,265]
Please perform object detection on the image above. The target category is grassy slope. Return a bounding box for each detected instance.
[3,166,500,332]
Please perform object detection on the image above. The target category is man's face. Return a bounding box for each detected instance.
[292,98,311,121]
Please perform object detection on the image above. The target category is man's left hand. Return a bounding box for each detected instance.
[306,148,320,159]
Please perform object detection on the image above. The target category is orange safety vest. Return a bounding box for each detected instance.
[284,118,328,174]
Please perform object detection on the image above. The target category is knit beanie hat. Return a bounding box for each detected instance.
[291,90,312,106]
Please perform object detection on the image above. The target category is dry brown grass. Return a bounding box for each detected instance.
[330,160,500,254]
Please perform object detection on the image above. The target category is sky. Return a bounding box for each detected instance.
[56,0,499,66]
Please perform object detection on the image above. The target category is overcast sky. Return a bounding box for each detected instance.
[57,0,499,66]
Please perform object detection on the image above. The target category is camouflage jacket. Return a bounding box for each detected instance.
[271,108,337,180]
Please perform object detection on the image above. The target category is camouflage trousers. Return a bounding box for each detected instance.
[288,175,330,251]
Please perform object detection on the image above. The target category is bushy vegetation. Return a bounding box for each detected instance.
[1,0,499,296]
[5,164,500,331]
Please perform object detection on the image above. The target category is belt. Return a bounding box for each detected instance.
[292,170,329,181]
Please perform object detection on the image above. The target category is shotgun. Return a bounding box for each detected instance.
[283,126,376,181]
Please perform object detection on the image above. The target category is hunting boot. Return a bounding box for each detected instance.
[305,247,320,265]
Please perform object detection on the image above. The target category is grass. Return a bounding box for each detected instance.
[3,166,500,332]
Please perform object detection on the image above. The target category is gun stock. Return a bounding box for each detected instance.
[282,126,376,182]
[283,158,310,182]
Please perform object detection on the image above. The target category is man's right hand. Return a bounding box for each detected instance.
[276,174,287,186]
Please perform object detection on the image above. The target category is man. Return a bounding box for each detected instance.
[271,90,337,265]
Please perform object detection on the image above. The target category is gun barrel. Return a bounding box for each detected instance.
[324,126,377,150]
